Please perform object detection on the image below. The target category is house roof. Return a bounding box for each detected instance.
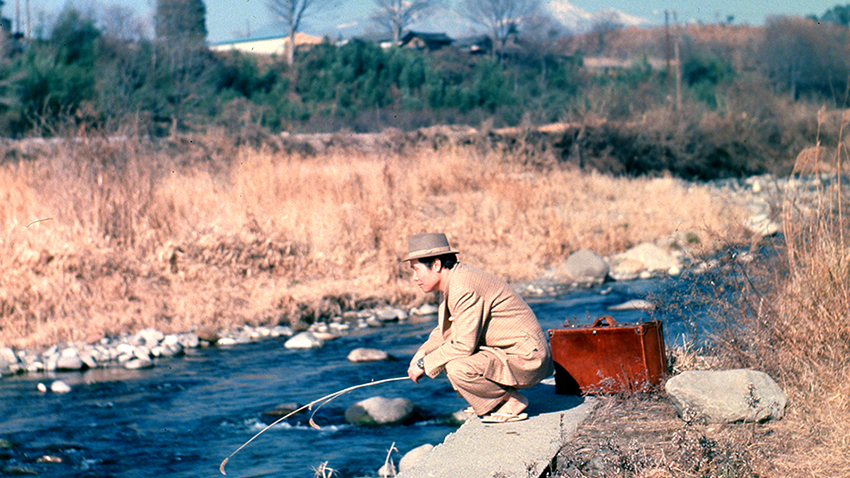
[400,31,453,45]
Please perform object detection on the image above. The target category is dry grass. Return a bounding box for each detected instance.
[558,114,850,478]
[0,132,749,350]
[555,392,797,478]
[727,115,850,476]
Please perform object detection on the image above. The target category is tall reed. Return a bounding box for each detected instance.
[709,112,850,475]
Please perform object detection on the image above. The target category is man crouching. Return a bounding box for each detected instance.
[404,233,554,423]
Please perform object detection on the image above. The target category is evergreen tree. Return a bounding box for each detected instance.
[155,0,207,48]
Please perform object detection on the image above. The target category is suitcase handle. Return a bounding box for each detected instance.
[591,315,619,327]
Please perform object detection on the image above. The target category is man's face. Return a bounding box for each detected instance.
[410,260,441,293]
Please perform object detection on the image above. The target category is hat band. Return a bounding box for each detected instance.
[411,246,453,256]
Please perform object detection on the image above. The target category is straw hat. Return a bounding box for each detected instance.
[402,233,460,262]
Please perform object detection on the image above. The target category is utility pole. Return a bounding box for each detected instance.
[665,10,671,103]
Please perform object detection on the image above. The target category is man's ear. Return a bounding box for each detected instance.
[432,258,442,272]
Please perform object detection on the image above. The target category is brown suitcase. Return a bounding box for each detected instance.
[548,315,667,394]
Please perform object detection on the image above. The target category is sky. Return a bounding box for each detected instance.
[19,0,849,44]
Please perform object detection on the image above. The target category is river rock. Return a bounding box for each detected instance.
[154,335,184,357]
[746,212,780,237]
[375,307,408,322]
[344,396,415,426]
[124,358,154,370]
[410,303,439,316]
[560,249,609,284]
[270,325,294,337]
[36,455,63,463]
[347,348,390,362]
[195,326,220,344]
[2,465,37,475]
[134,328,165,346]
[0,347,18,373]
[611,242,682,276]
[607,299,656,311]
[377,461,397,478]
[216,337,238,346]
[284,332,324,349]
[50,380,71,393]
[399,443,434,472]
[260,402,302,425]
[665,369,787,423]
[56,348,85,371]
[178,333,201,349]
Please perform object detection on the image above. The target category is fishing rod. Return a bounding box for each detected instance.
[220,375,409,475]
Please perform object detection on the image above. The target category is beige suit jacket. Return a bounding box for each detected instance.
[417,263,554,387]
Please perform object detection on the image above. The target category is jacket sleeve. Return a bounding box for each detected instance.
[423,286,486,378]
[416,325,444,359]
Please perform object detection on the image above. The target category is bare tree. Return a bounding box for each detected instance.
[267,0,331,66]
[759,15,850,101]
[371,0,438,45]
[101,4,148,41]
[589,10,622,55]
[460,0,541,53]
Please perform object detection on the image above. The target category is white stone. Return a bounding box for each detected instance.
[283,332,324,349]
[607,299,656,311]
[347,348,390,362]
[136,328,164,346]
[56,349,84,371]
[116,343,136,356]
[0,347,19,370]
[411,303,439,316]
[399,444,434,472]
[124,358,154,370]
[50,381,72,393]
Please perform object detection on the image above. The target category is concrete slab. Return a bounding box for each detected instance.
[398,381,597,478]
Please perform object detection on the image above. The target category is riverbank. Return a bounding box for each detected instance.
[0,131,763,352]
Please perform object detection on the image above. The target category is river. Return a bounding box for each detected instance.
[0,276,706,478]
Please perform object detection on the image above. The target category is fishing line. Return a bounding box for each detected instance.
[220,375,409,475]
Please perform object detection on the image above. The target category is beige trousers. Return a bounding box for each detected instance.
[444,351,513,416]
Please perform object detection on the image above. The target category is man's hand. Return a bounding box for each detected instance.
[408,357,425,383]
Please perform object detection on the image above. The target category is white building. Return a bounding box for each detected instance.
[209,32,324,56]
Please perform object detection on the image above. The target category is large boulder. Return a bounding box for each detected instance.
[559,249,609,284]
[345,396,415,426]
[665,369,787,423]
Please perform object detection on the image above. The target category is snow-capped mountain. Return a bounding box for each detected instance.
[306,0,650,40]
[546,0,650,32]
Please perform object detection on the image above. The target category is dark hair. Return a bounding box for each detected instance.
[417,253,458,270]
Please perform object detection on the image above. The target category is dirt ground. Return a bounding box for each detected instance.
[551,392,797,478]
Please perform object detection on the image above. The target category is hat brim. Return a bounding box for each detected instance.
[402,247,460,262]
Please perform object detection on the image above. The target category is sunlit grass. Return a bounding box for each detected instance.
[0,133,748,349]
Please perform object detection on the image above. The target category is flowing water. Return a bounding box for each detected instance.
[0,277,705,478]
